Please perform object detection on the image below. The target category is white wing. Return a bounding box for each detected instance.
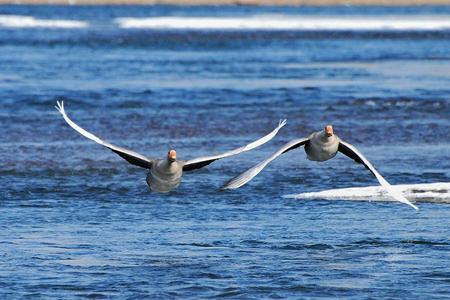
[55,101,154,169]
[183,119,287,171]
[221,138,308,190]
[338,140,418,210]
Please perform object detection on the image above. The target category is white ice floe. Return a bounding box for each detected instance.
[0,15,87,28]
[115,15,450,31]
[283,182,450,204]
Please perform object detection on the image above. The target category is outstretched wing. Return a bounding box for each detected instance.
[338,140,418,210]
[221,138,309,190]
[183,119,287,172]
[55,101,155,169]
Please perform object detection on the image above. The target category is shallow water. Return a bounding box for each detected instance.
[1,5,450,299]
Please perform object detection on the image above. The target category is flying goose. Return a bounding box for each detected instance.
[222,125,418,210]
[55,101,286,193]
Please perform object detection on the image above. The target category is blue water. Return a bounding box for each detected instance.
[1,4,450,299]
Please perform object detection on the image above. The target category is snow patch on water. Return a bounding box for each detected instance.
[116,15,450,31]
[283,182,450,203]
[0,15,87,28]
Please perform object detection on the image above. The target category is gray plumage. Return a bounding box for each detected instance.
[304,130,339,162]
[146,160,183,193]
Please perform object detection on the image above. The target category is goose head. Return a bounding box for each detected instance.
[167,149,177,163]
[325,125,334,137]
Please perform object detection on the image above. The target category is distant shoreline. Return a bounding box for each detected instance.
[1,0,450,5]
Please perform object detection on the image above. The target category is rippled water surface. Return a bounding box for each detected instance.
[1,5,450,299]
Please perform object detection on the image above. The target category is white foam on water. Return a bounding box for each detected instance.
[283,182,450,204]
[115,15,450,31]
[0,15,88,28]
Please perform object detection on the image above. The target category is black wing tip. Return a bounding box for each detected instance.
[219,186,229,191]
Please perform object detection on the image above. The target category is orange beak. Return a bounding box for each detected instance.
[168,150,177,162]
[325,125,334,137]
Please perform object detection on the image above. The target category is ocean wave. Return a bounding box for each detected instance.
[283,182,450,203]
[115,15,450,31]
[0,15,87,28]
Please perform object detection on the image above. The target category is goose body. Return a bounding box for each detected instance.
[147,160,184,193]
[304,130,339,162]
